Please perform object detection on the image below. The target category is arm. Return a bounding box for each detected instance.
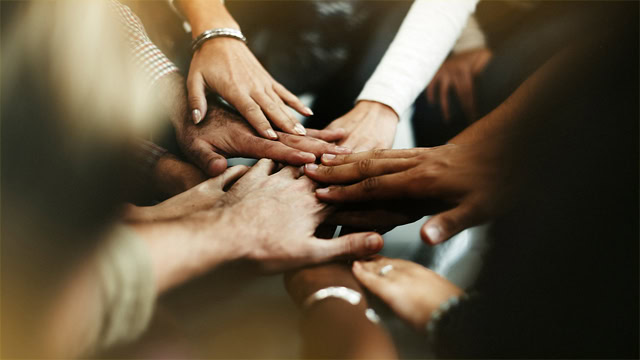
[325,0,478,151]
[285,263,398,359]
[356,0,478,117]
[172,0,312,137]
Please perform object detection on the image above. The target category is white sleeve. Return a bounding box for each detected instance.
[356,0,478,116]
[452,15,487,54]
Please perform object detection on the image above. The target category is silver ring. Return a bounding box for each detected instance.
[379,264,394,276]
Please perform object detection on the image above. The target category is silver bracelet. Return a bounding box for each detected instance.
[302,286,362,309]
[191,28,247,53]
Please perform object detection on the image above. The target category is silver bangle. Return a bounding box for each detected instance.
[191,28,247,53]
[302,286,362,309]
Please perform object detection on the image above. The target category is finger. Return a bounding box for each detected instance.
[267,89,307,135]
[452,72,475,121]
[277,132,351,157]
[421,204,478,245]
[325,209,421,228]
[248,137,316,164]
[214,165,250,189]
[439,76,452,121]
[272,82,313,116]
[246,158,278,177]
[235,94,278,140]
[320,148,421,166]
[253,91,304,136]
[315,172,413,203]
[187,74,207,125]
[304,158,415,184]
[306,128,346,142]
[188,140,228,177]
[306,232,384,263]
[352,261,396,300]
[274,165,304,179]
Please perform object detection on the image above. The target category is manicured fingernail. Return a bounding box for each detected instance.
[299,152,316,162]
[192,109,202,124]
[305,163,318,171]
[267,129,278,139]
[294,123,307,135]
[426,225,443,244]
[322,153,336,161]
[366,235,382,250]
[316,188,330,195]
[304,106,314,116]
[335,146,351,154]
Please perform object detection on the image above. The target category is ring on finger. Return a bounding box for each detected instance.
[379,264,394,277]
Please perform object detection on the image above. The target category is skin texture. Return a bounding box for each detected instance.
[131,159,385,293]
[156,72,350,177]
[305,143,515,245]
[352,256,462,331]
[426,48,492,121]
[284,263,398,359]
[175,0,311,137]
[149,152,209,199]
[176,102,351,177]
[325,100,399,152]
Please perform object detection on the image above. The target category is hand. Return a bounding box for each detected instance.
[150,152,209,199]
[325,101,399,152]
[175,100,351,177]
[188,38,312,138]
[305,143,516,244]
[426,48,492,121]
[212,159,385,273]
[124,165,248,222]
[352,256,462,331]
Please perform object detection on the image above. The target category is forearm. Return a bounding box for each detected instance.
[130,214,239,294]
[286,263,397,359]
[450,32,618,145]
[174,0,239,36]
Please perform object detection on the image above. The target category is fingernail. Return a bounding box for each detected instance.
[267,129,278,139]
[353,261,362,269]
[294,123,307,135]
[366,235,382,250]
[335,146,351,154]
[322,153,336,161]
[304,106,314,116]
[305,163,318,171]
[426,225,443,244]
[316,188,330,195]
[192,109,202,124]
[299,152,316,162]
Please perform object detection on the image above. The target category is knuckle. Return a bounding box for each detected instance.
[372,149,386,159]
[319,165,334,176]
[244,103,261,114]
[356,159,373,175]
[361,176,379,192]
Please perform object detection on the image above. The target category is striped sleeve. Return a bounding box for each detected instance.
[108,0,179,86]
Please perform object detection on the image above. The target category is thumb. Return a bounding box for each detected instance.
[189,141,228,177]
[307,232,384,263]
[421,205,476,245]
[187,74,208,125]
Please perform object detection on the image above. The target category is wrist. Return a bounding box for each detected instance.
[355,100,399,123]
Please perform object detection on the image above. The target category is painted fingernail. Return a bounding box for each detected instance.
[304,106,314,116]
[192,109,202,124]
[335,146,351,154]
[316,188,330,195]
[267,129,278,139]
[305,163,318,171]
[322,153,336,161]
[294,123,307,135]
[426,225,443,244]
[366,235,382,250]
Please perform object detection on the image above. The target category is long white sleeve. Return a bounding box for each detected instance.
[357,0,478,116]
